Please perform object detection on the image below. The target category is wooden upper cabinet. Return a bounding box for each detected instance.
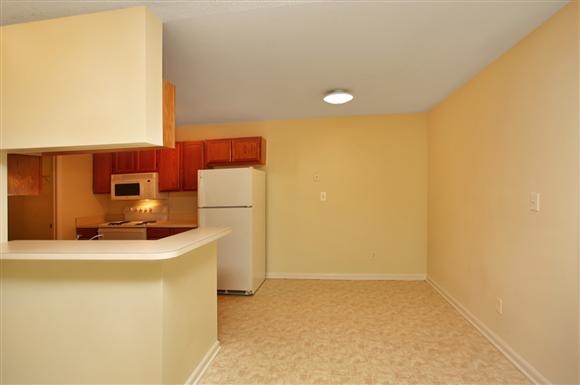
[231,137,266,164]
[92,153,113,194]
[158,143,182,191]
[163,80,176,148]
[205,137,266,166]
[113,151,135,174]
[112,150,157,174]
[135,150,157,172]
[182,141,205,190]
[204,139,231,165]
[7,154,42,196]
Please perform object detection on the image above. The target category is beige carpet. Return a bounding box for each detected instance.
[199,280,530,385]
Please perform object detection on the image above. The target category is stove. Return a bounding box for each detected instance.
[98,203,168,240]
[104,220,158,227]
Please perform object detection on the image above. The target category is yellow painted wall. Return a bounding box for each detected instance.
[428,3,579,384]
[0,7,163,152]
[178,114,428,277]
[55,154,110,240]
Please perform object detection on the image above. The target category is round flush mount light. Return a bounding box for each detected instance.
[323,90,354,105]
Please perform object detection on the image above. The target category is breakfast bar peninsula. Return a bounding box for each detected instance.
[0,227,231,385]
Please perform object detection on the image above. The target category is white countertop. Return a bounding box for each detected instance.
[0,227,231,261]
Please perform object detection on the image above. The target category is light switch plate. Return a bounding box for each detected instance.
[529,192,540,212]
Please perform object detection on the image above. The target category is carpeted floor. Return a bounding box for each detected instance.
[199,279,530,385]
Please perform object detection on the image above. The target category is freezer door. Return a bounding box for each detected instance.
[199,207,253,292]
[198,168,253,208]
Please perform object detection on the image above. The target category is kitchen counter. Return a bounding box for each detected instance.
[1,226,226,260]
[1,226,230,384]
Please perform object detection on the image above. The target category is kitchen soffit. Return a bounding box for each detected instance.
[1,0,568,126]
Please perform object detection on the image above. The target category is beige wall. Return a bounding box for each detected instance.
[0,7,162,152]
[428,3,579,384]
[55,154,110,240]
[178,114,428,277]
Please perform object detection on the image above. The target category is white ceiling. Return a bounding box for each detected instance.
[1,0,568,126]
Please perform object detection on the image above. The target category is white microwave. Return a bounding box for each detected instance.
[111,172,168,200]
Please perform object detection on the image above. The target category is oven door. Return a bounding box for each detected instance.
[98,227,146,240]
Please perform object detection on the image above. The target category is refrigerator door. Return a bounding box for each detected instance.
[199,207,254,292]
[198,168,253,208]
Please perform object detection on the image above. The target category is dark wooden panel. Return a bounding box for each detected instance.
[76,227,98,240]
[113,151,136,174]
[204,139,231,165]
[171,227,194,235]
[158,142,181,191]
[92,153,113,194]
[7,154,42,196]
[147,227,172,240]
[146,227,195,240]
[182,141,205,191]
[231,137,266,164]
[136,150,158,172]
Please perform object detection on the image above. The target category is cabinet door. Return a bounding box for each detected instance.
[136,150,157,172]
[204,139,231,165]
[182,141,205,191]
[7,154,42,196]
[113,151,135,174]
[92,153,113,194]
[76,227,99,240]
[231,137,265,164]
[171,227,194,235]
[147,227,172,240]
[158,143,181,191]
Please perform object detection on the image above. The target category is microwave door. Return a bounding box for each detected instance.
[112,181,141,200]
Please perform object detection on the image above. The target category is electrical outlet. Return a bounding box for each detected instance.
[313,173,320,182]
[320,192,326,201]
[496,297,503,315]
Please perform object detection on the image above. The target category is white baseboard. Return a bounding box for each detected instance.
[184,340,221,385]
[266,272,426,281]
[427,277,550,385]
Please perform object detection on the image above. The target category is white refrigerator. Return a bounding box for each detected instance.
[197,167,266,295]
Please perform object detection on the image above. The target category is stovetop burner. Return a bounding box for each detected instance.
[135,220,157,226]
[101,220,159,227]
[108,220,130,226]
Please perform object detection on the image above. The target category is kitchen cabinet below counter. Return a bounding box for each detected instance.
[76,227,99,240]
[147,226,197,240]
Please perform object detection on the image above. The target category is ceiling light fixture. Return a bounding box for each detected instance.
[323,90,353,105]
